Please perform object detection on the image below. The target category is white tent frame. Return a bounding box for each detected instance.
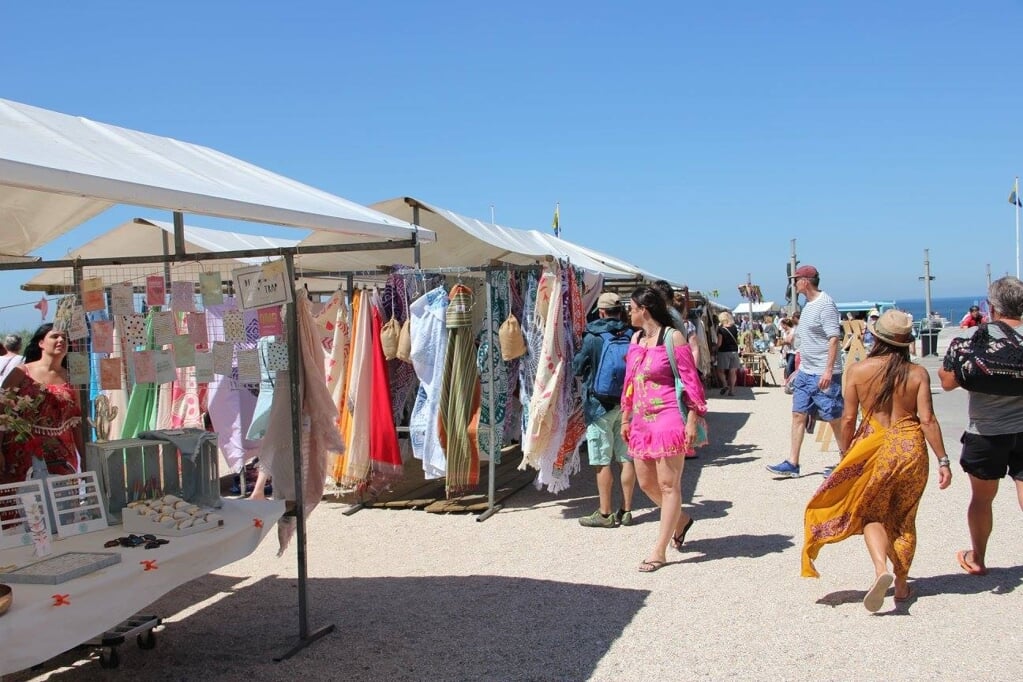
[0,98,435,665]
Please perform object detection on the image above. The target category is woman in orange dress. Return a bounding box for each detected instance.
[802,311,951,611]
[0,324,83,484]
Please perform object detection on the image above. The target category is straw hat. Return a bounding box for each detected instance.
[870,310,913,347]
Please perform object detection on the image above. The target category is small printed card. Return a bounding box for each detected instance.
[173,334,195,368]
[68,306,88,341]
[80,277,106,313]
[110,282,135,316]
[199,271,223,306]
[236,348,260,384]
[122,314,147,346]
[212,341,234,376]
[223,310,245,342]
[187,312,208,347]
[194,351,214,383]
[100,357,123,390]
[152,311,176,346]
[154,350,175,384]
[67,352,89,385]
[91,320,114,354]
[146,275,166,307]
[266,341,290,371]
[134,350,156,383]
[257,305,283,336]
[170,280,196,312]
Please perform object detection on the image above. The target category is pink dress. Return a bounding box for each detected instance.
[621,338,707,459]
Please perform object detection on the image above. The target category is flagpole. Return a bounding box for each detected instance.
[1016,176,1020,278]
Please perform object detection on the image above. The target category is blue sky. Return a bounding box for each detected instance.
[1,1,1020,330]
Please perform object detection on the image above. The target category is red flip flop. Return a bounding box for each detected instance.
[956,549,988,576]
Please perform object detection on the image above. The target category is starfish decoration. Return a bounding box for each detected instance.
[52,594,70,606]
[140,560,159,571]
[253,518,264,529]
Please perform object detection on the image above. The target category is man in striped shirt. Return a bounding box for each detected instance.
[767,265,848,478]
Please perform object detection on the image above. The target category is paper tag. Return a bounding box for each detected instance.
[81,277,106,313]
[154,350,175,384]
[146,275,166,307]
[170,280,196,312]
[266,341,290,371]
[257,306,283,337]
[134,351,156,383]
[122,314,147,346]
[67,352,89,385]
[223,311,245,342]
[194,351,214,383]
[187,312,208,347]
[91,320,114,354]
[199,271,223,306]
[212,341,234,375]
[173,334,196,368]
[100,357,123,390]
[68,306,88,341]
[152,311,176,346]
[110,282,135,316]
[237,348,260,384]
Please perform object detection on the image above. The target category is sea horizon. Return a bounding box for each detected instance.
[893,295,987,324]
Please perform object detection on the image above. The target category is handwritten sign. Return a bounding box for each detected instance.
[194,351,213,383]
[233,264,292,311]
[91,320,114,354]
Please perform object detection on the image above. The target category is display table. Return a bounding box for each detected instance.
[0,498,285,675]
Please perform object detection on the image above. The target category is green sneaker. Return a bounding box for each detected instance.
[615,508,634,526]
[579,510,616,528]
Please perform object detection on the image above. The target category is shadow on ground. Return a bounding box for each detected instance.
[12,574,650,682]
[677,533,794,563]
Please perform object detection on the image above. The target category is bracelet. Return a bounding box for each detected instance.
[937,456,951,468]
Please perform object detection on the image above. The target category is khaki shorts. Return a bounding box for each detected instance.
[586,407,632,466]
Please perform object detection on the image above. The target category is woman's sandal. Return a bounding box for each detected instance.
[638,559,666,573]
[671,516,694,552]
[893,587,914,603]
[956,549,988,576]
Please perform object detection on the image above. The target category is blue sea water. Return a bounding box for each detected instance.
[896,296,987,324]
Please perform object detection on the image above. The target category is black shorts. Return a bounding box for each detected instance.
[959,432,1023,481]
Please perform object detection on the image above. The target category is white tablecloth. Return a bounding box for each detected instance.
[0,498,284,675]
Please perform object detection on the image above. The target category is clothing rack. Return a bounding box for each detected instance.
[321,262,543,521]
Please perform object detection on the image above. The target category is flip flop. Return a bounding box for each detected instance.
[863,572,894,613]
[638,560,666,573]
[672,516,695,552]
[956,549,988,576]
[893,586,914,603]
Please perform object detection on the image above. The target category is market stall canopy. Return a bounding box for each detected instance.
[295,196,670,281]
[0,98,434,261]
[731,301,781,316]
[21,218,302,293]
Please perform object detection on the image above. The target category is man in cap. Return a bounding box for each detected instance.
[767,265,849,478]
[572,291,636,527]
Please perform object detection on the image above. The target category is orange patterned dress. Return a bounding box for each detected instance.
[802,415,929,580]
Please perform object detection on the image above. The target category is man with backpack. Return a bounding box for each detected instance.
[572,292,636,527]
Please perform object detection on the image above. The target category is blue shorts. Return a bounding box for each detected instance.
[791,371,844,421]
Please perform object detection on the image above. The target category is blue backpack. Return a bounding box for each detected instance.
[591,330,630,402]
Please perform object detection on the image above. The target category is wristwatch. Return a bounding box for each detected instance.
[937,456,951,468]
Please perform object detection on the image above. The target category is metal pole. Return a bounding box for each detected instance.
[987,263,992,289]
[275,252,335,661]
[412,204,422,268]
[789,240,798,315]
[920,249,936,356]
[747,272,754,337]
[172,211,186,258]
[477,271,501,522]
[1016,176,1021,279]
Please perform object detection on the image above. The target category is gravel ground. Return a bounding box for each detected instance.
[8,340,1022,681]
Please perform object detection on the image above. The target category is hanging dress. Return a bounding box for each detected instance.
[367,306,403,489]
[408,286,449,479]
[437,283,481,497]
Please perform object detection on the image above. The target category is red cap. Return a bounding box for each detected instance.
[790,265,819,279]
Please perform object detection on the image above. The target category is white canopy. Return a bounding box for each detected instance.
[295,196,670,281]
[0,98,434,261]
[22,218,302,293]
[732,301,780,315]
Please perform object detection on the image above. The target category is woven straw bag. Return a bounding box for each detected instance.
[396,317,412,362]
[445,284,474,329]
[498,313,527,361]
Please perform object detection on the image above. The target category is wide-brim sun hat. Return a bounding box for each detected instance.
[870,309,913,347]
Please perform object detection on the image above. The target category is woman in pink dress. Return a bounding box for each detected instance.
[621,286,708,572]
[0,324,83,484]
